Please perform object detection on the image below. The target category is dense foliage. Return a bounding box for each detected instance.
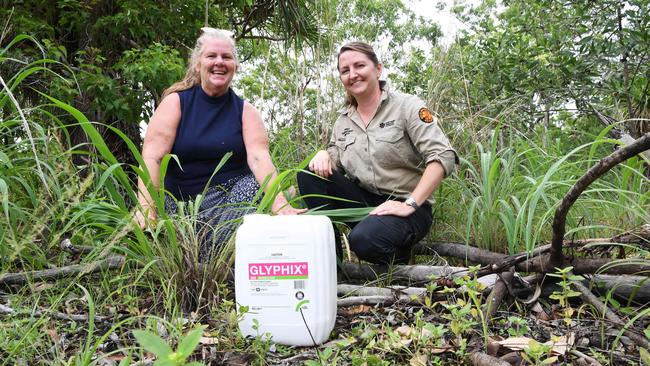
[1,0,649,364]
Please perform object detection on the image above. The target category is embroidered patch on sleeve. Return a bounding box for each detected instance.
[418,107,434,123]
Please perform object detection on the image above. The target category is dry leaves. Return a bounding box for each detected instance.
[497,333,576,355]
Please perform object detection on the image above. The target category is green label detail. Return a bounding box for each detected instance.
[254,275,308,280]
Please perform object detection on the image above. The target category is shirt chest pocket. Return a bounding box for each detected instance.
[335,135,356,150]
[373,120,412,167]
[375,125,405,143]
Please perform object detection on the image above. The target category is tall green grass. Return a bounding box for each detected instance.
[438,125,649,254]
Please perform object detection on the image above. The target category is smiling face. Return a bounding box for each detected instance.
[197,38,237,96]
[338,50,382,100]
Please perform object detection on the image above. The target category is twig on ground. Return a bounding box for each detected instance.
[482,268,514,323]
[337,295,396,307]
[59,238,95,255]
[0,255,126,286]
[469,351,511,366]
[571,272,649,349]
[336,284,444,307]
[337,284,426,298]
[338,262,498,288]
[570,349,604,366]
[0,303,110,322]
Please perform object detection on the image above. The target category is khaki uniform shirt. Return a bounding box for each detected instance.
[326,90,458,205]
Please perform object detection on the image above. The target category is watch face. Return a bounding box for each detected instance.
[405,198,418,209]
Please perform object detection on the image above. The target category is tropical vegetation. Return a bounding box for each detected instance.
[1,0,649,364]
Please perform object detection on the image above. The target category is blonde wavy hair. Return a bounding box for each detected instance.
[162,28,238,99]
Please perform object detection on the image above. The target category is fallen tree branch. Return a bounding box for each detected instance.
[0,255,126,286]
[570,349,604,366]
[59,238,95,255]
[336,284,439,307]
[482,268,514,323]
[469,351,511,366]
[571,272,649,349]
[589,274,650,303]
[549,132,650,270]
[337,295,398,307]
[415,242,650,275]
[0,303,110,322]
[517,273,650,305]
[337,284,426,298]
[414,242,541,264]
[339,262,498,287]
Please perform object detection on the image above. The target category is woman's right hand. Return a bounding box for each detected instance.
[308,150,333,177]
[134,206,156,230]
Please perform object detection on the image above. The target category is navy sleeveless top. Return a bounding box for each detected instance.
[164,86,251,199]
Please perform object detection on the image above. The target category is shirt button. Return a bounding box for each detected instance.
[364,148,367,152]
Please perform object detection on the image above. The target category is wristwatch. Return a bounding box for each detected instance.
[404,197,419,210]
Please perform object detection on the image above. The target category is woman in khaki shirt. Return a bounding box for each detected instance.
[298,41,457,264]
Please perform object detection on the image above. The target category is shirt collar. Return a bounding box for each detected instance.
[338,87,390,116]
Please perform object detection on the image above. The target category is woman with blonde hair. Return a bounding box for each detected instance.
[135,28,304,256]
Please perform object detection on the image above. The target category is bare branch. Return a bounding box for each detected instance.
[549,133,650,269]
[0,256,125,286]
[572,272,649,349]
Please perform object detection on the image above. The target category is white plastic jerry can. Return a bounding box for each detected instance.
[234,214,337,346]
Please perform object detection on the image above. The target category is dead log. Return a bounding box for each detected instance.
[0,303,110,322]
[336,284,441,307]
[570,349,604,366]
[415,242,650,275]
[549,132,650,270]
[572,272,649,349]
[469,351,511,366]
[337,295,397,307]
[482,269,514,323]
[414,242,511,264]
[337,284,426,298]
[0,255,125,286]
[589,274,650,303]
[339,262,498,288]
[517,255,650,276]
[612,224,650,244]
[518,274,650,305]
[416,231,650,258]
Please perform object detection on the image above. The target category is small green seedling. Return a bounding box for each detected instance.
[548,266,583,325]
[506,316,529,337]
[521,339,557,365]
[133,325,206,366]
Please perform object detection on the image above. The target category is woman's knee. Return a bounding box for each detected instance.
[348,224,396,263]
[296,170,311,187]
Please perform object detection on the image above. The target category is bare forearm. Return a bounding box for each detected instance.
[137,157,161,209]
[410,161,445,205]
[248,152,279,191]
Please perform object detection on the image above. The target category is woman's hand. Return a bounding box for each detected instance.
[308,150,333,178]
[271,194,307,215]
[370,200,415,217]
[134,206,156,229]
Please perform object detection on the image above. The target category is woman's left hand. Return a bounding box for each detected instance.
[370,200,415,217]
[274,205,308,215]
[271,195,307,215]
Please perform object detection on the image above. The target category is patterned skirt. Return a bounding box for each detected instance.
[164,173,260,259]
